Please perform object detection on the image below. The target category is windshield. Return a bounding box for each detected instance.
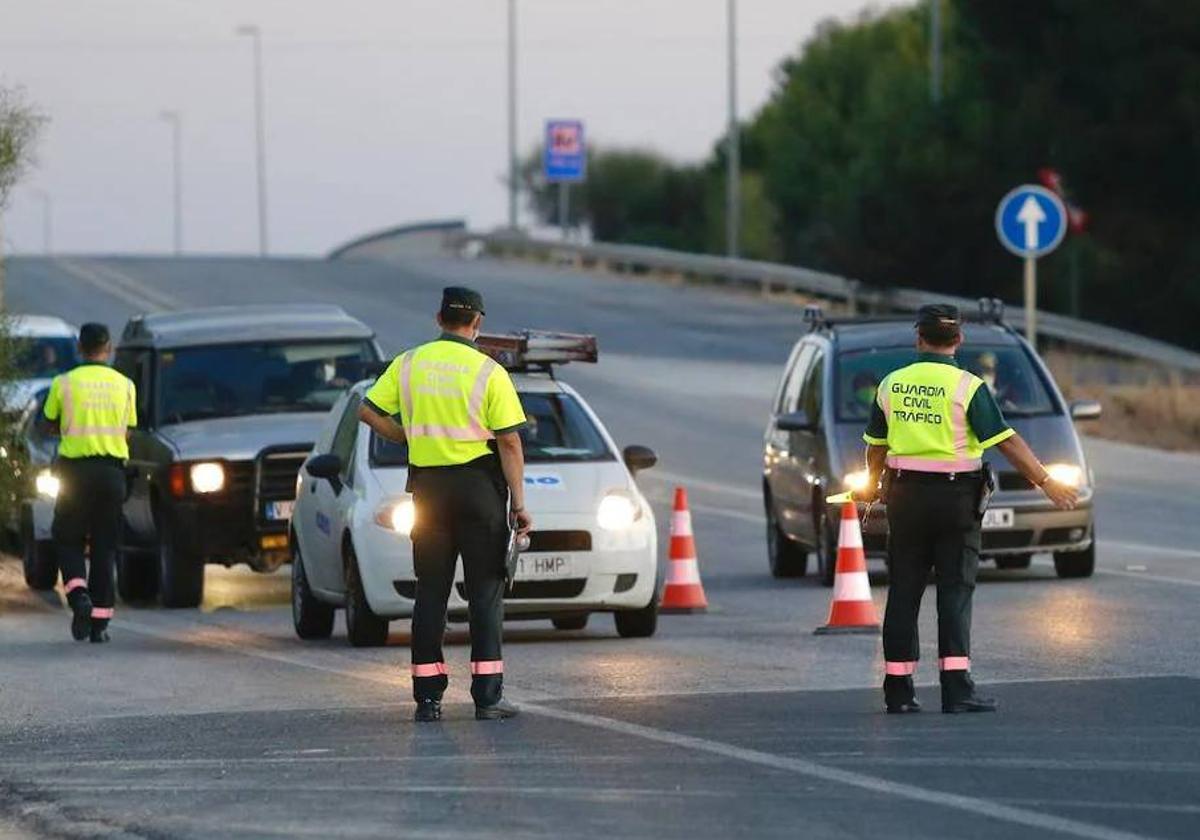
[367,390,614,468]
[159,341,377,424]
[14,337,77,378]
[836,345,1056,422]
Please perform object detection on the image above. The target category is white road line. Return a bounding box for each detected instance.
[82,259,182,311]
[518,703,1154,840]
[644,470,761,501]
[40,783,729,800]
[55,259,157,312]
[1032,558,1200,589]
[1099,540,1200,560]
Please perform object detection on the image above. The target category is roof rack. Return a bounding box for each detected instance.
[476,330,598,373]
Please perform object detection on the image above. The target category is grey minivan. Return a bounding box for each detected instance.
[762,306,1099,586]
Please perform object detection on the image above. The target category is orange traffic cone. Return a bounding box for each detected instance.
[814,501,880,635]
[660,487,708,613]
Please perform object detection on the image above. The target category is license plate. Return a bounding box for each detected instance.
[982,507,1014,529]
[264,500,295,521]
[516,555,573,580]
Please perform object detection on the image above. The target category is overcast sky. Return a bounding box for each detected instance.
[1,0,900,256]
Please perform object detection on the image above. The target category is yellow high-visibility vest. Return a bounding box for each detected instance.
[44,364,137,460]
[366,338,526,468]
[874,362,986,473]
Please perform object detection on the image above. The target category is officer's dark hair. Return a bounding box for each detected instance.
[917,320,961,348]
[78,323,111,355]
[438,306,478,328]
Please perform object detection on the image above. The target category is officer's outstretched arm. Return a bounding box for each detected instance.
[996,434,1078,510]
[357,404,406,445]
[856,444,888,502]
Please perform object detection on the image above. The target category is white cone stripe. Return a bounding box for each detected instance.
[838,517,863,549]
[833,570,872,603]
[667,558,701,585]
[670,511,693,536]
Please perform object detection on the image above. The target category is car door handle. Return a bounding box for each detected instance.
[309,482,316,494]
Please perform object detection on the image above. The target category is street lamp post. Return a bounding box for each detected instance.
[236,25,269,256]
[160,111,183,255]
[726,0,740,260]
[506,0,518,230]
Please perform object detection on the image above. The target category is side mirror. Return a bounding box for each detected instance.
[305,452,342,482]
[1069,400,1102,421]
[776,410,816,432]
[622,445,658,475]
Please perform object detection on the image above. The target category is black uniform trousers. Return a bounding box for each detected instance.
[883,472,981,704]
[52,457,125,628]
[409,455,508,707]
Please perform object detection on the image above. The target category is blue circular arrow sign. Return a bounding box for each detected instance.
[995,184,1068,258]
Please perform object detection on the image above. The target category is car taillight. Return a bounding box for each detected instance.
[168,463,187,498]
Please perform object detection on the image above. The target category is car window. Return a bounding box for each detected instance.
[157,340,377,424]
[777,344,815,414]
[835,344,1057,422]
[798,350,825,424]
[14,336,77,378]
[518,392,613,463]
[371,433,409,468]
[329,394,362,482]
[114,349,153,428]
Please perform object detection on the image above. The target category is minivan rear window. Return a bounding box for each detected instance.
[836,345,1056,422]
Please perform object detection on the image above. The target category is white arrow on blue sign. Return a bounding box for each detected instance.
[995,184,1067,258]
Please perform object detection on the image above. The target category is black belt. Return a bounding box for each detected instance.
[56,455,124,468]
[891,468,982,484]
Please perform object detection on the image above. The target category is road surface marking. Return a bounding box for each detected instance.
[1032,558,1200,589]
[53,259,180,312]
[83,259,182,310]
[1099,540,1200,560]
[644,470,761,501]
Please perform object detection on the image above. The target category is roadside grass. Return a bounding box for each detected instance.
[1045,350,1200,452]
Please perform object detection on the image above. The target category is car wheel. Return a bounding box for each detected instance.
[552,613,589,631]
[615,573,660,638]
[292,538,335,640]
[814,505,837,588]
[117,548,159,603]
[1054,539,1095,579]
[994,555,1032,570]
[21,513,57,591]
[157,511,204,609]
[765,491,808,579]
[344,543,388,647]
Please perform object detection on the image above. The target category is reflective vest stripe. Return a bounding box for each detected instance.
[886,454,981,473]
[407,424,493,441]
[466,359,497,436]
[398,351,415,423]
[60,376,74,432]
[950,370,973,462]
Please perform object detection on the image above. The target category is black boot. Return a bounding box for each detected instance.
[941,670,996,714]
[475,698,519,721]
[90,620,111,644]
[68,591,93,642]
[884,675,922,714]
[414,699,442,722]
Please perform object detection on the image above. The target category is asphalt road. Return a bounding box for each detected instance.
[2,254,1199,840]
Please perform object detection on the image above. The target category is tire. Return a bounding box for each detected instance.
[765,492,808,578]
[157,511,205,609]
[615,575,660,638]
[994,555,1032,571]
[813,505,837,588]
[344,543,389,647]
[552,613,589,631]
[117,548,159,603]
[1054,539,1095,579]
[292,538,335,640]
[21,515,57,591]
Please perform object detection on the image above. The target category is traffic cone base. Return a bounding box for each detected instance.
[661,487,709,613]
[814,501,880,635]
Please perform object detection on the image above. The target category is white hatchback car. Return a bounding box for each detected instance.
[289,334,661,646]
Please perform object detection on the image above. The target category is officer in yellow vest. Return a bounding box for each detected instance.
[43,323,137,643]
[859,305,1078,714]
[358,287,531,722]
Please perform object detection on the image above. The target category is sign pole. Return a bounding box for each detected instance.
[1024,255,1037,349]
[558,182,569,241]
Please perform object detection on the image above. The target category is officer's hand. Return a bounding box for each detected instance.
[853,485,878,504]
[1042,478,1078,510]
[511,508,533,536]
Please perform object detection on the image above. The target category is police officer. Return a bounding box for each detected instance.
[358,287,531,722]
[858,305,1078,714]
[43,323,137,643]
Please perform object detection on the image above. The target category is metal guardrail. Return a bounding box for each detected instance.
[449,230,1200,374]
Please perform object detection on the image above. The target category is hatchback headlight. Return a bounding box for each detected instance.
[190,462,226,494]
[35,469,60,499]
[597,491,640,531]
[1045,463,1084,488]
[843,470,870,492]
[375,498,416,535]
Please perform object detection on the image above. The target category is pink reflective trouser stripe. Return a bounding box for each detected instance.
[886,455,982,474]
[470,660,504,676]
[91,607,113,619]
[65,577,86,593]
[411,662,448,678]
[951,371,973,461]
[885,661,916,676]
[939,656,970,671]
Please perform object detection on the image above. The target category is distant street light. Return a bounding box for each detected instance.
[236,24,270,256]
[159,111,183,255]
[726,0,740,260]
[30,188,52,254]
[506,0,518,230]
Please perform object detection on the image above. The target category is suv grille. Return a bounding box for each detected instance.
[226,461,255,496]
[256,448,309,504]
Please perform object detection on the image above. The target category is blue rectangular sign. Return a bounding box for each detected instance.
[543,119,586,183]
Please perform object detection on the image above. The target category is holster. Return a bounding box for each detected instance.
[976,464,997,518]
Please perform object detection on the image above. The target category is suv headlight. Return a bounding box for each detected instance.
[1045,463,1084,488]
[375,498,416,535]
[35,469,60,499]
[597,491,641,531]
[843,470,870,492]
[190,462,226,494]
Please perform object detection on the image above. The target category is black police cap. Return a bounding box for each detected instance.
[915,303,961,329]
[441,286,485,316]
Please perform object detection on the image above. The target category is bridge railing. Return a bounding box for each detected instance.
[447,230,1200,374]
